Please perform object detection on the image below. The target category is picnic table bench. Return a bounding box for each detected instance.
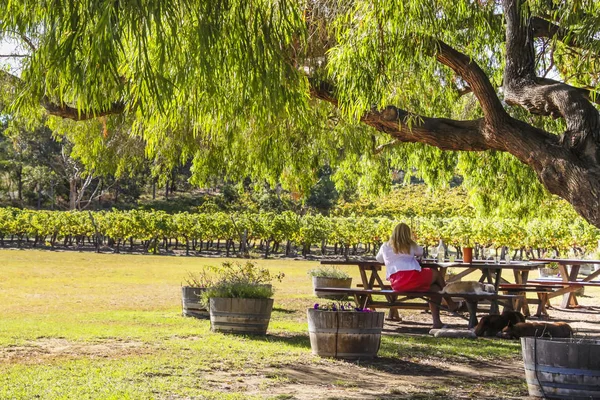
[497,283,577,317]
[314,287,524,329]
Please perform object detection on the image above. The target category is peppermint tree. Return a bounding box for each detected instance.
[1,1,600,228]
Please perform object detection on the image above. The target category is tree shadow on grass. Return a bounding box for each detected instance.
[272,307,296,314]
[232,331,312,349]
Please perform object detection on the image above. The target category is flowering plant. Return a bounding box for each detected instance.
[313,302,372,312]
[200,261,284,306]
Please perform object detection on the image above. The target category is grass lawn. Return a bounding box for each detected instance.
[1,249,534,399]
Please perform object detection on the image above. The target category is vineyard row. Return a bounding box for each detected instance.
[0,208,598,257]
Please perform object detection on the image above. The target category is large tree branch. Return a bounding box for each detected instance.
[503,0,600,160]
[503,0,537,84]
[311,81,491,152]
[434,41,507,126]
[40,97,126,120]
[1,69,125,120]
[530,17,600,107]
[531,16,600,52]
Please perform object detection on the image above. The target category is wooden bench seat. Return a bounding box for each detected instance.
[527,279,600,286]
[314,287,523,329]
[498,283,569,317]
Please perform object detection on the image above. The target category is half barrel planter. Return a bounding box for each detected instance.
[521,337,600,399]
[209,297,274,335]
[307,308,385,360]
[312,276,352,300]
[181,286,209,318]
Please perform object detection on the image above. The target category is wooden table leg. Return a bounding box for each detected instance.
[489,268,501,314]
[358,263,374,306]
[583,268,600,283]
[513,270,531,317]
[536,293,549,318]
[559,264,580,308]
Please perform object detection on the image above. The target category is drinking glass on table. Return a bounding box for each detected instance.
[484,247,493,264]
[505,248,512,264]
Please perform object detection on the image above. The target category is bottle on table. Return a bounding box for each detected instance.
[437,239,445,263]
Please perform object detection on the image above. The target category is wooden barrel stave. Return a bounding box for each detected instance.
[210,298,273,335]
[307,309,384,359]
[521,337,600,400]
[181,286,209,318]
[313,277,352,299]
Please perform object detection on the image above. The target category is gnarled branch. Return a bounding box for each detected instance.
[435,40,507,125]
[503,0,600,158]
[311,81,490,152]
[41,97,126,120]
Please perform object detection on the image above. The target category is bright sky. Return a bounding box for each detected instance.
[0,38,25,74]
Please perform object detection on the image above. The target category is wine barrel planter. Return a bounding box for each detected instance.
[307,308,385,359]
[313,277,352,299]
[181,286,209,318]
[521,337,600,400]
[209,297,273,335]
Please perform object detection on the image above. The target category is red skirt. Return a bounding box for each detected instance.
[389,268,433,292]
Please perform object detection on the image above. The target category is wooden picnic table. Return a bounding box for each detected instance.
[530,258,600,309]
[320,258,550,317]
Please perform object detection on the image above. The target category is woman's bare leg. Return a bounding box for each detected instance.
[430,268,446,288]
[430,268,459,311]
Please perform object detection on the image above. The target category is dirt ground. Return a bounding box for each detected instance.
[3,304,599,400]
[0,335,526,400]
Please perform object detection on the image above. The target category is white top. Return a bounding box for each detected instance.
[376,242,424,280]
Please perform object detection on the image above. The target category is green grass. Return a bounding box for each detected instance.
[0,249,535,399]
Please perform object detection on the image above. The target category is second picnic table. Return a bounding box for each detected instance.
[530,258,600,309]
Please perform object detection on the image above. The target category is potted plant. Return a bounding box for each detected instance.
[462,242,474,264]
[181,270,214,319]
[449,217,473,263]
[308,266,352,299]
[538,262,559,278]
[307,302,384,360]
[202,261,284,335]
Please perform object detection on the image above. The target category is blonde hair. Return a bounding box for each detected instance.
[389,222,416,254]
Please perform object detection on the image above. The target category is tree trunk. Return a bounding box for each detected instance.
[16,164,23,204]
[69,178,77,210]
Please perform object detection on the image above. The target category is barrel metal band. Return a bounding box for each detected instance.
[524,363,600,377]
[525,379,600,393]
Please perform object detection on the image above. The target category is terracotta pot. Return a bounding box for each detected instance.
[462,247,473,263]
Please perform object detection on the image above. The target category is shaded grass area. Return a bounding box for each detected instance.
[1,249,532,399]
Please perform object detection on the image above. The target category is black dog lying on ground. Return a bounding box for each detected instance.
[474,310,526,337]
[500,321,573,339]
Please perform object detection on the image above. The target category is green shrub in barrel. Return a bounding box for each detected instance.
[202,261,284,335]
[308,267,352,300]
[307,303,384,359]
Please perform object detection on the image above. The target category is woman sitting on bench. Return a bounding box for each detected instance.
[376,222,452,329]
